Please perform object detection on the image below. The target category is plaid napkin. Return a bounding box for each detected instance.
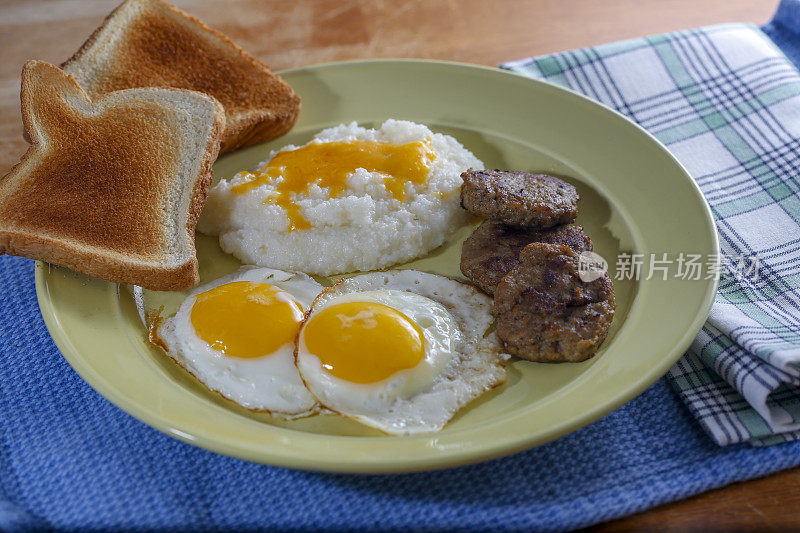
[502,17,800,446]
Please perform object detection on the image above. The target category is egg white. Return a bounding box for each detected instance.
[296,270,509,435]
[153,266,322,417]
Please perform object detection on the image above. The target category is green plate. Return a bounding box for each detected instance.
[35,60,718,473]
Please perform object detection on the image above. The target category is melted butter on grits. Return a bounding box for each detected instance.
[231,139,437,231]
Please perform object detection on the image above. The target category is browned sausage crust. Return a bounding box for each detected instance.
[493,243,615,362]
[460,220,592,295]
[460,169,579,228]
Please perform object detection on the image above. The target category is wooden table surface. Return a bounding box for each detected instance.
[2,0,798,530]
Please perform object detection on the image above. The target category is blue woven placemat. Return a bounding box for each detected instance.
[2,255,800,532]
[5,5,800,533]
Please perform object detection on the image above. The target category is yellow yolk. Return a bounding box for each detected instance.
[231,139,436,231]
[190,282,304,359]
[303,302,426,383]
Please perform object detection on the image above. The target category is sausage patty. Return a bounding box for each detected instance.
[493,243,615,362]
[460,169,579,228]
[460,220,592,295]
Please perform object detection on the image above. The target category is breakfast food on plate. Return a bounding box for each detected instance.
[149,267,509,432]
[460,169,579,228]
[461,220,592,295]
[295,270,509,435]
[199,120,484,275]
[150,266,322,416]
[458,166,614,362]
[6,0,619,438]
[61,0,300,153]
[0,60,224,291]
[493,243,615,362]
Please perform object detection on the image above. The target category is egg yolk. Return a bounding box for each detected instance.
[303,302,426,383]
[190,281,304,358]
[231,139,436,231]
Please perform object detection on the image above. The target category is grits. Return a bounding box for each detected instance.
[198,120,484,275]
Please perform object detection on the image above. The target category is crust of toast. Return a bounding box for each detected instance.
[0,231,199,291]
[62,0,300,153]
[0,61,225,291]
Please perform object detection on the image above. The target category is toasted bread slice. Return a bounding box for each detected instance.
[0,61,225,291]
[62,0,300,153]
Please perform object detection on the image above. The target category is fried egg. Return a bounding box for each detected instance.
[151,266,322,417]
[296,270,509,435]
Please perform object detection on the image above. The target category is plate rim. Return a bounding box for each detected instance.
[34,58,719,473]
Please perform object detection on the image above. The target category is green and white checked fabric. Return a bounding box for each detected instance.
[502,23,800,446]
